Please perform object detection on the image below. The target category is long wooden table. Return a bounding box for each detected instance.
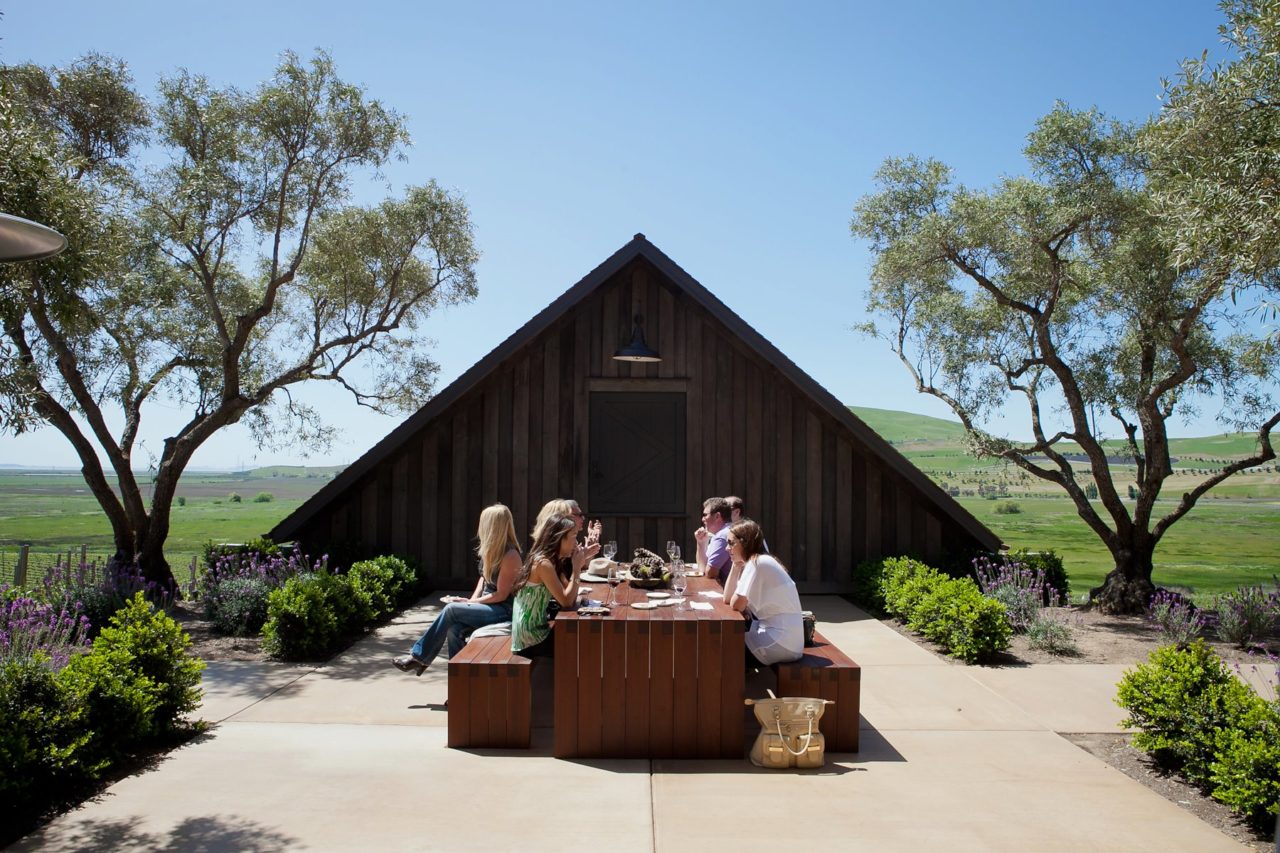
[553,575,746,759]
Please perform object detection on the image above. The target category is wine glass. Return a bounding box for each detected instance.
[603,540,617,563]
[607,562,623,608]
[671,567,688,608]
[668,542,681,563]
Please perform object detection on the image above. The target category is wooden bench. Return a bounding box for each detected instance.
[771,630,861,752]
[446,635,532,749]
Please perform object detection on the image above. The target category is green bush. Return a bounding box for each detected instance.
[1026,609,1079,655]
[94,593,204,732]
[880,556,1010,663]
[252,491,274,503]
[994,501,1022,515]
[228,492,242,503]
[850,559,887,615]
[261,572,362,659]
[0,658,87,826]
[347,557,411,621]
[880,557,941,618]
[1116,640,1258,785]
[60,645,159,766]
[1210,700,1280,828]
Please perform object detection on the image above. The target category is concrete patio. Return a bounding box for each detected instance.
[11,597,1253,852]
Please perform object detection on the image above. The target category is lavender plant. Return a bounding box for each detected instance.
[1212,585,1277,649]
[200,550,326,636]
[1146,589,1207,646]
[40,560,171,637]
[0,587,91,670]
[974,556,1056,633]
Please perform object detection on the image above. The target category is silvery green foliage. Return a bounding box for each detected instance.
[0,52,478,589]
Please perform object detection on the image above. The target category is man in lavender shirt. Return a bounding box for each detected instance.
[693,496,733,580]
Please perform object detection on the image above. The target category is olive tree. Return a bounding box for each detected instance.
[0,52,479,589]
[851,105,1278,614]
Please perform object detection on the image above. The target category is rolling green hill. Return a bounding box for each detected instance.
[849,406,967,444]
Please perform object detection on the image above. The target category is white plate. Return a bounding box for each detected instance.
[646,592,671,599]
[630,601,659,610]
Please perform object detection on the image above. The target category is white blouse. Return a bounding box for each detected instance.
[737,554,804,664]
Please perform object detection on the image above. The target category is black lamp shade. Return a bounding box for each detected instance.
[613,314,662,362]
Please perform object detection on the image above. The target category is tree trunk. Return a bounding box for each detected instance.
[1088,542,1157,615]
[105,510,178,594]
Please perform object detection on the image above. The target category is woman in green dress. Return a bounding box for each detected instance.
[511,514,597,657]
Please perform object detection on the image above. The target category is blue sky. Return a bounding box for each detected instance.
[0,1,1246,469]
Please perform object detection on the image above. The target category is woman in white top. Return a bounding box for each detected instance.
[721,519,804,665]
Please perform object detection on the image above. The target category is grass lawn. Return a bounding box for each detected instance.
[962,496,1280,600]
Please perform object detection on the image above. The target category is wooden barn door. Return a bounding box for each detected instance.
[588,392,686,515]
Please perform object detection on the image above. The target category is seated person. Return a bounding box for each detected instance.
[392,503,522,675]
[510,515,597,657]
[533,497,601,545]
[721,519,803,665]
[693,496,733,580]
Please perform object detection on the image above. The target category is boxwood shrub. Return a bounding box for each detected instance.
[878,555,1011,663]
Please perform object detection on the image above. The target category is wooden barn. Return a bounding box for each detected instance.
[269,234,1001,592]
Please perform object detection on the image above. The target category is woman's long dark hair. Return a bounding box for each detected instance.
[513,514,576,591]
[728,519,771,565]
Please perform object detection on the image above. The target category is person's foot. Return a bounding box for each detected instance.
[392,654,428,676]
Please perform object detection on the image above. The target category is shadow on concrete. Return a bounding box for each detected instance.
[16,814,298,852]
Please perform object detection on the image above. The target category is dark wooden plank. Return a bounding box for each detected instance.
[850,448,866,564]
[926,512,942,560]
[527,343,544,523]
[572,310,590,504]
[391,452,408,556]
[648,604,675,757]
[836,666,861,752]
[881,472,896,558]
[701,318,718,499]
[776,390,793,566]
[695,619,723,759]
[602,277,620,379]
[821,424,837,584]
[450,408,469,583]
[791,400,807,575]
[658,278,675,380]
[806,411,823,585]
[423,430,439,577]
[731,348,747,495]
[361,478,377,556]
[542,332,561,510]
[512,358,530,534]
[716,342,733,493]
[559,324,576,497]
[836,438,853,580]
[624,609,651,757]
[466,396,484,561]
[498,368,514,508]
[898,480,912,554]
[553,619,579,758]
[601,614,628,756]
[684,311,703,527]
[576,618,604,757]
[745,359,762,524]
[486,642,509,747]
[864,461,882,558]
[483,385,499,504]
[672,614,699,756]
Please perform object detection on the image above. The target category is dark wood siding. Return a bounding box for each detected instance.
[293,257,987,591]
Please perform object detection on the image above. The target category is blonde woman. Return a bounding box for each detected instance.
[510,515,597,657]
[392,504,522,675]
[532,498,602,548]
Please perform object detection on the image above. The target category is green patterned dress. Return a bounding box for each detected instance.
[511,582,553,652]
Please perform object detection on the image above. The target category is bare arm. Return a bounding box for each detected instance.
[722,557,745,604]
[535,555,581,608]
[470,550,521,604]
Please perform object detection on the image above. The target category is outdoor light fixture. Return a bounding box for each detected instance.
[612,313,662,362]
[0,213,68,263]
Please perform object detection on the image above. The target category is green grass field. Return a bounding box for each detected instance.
[3,410,1276,601]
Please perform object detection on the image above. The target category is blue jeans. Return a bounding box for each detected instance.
[410,599,513,664]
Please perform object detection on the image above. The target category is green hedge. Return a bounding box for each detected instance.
[0,593,204,835]
[878,556,1011,663]
[261,555,419,661]
[1117,641,1280,830]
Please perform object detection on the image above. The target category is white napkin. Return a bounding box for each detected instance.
[698,590,721,598]
[690,602,713,611]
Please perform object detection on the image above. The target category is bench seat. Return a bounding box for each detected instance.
[772,630,861,752]
[446,635,532,749]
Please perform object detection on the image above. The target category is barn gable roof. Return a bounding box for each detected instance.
[271,234,1001,551]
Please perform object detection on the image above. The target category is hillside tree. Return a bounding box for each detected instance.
[851,104,1278,614]
[0,52,479,590]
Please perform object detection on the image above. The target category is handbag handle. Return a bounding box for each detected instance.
[773,705,817,757]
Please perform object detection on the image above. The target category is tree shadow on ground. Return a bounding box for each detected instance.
[15,814,297,852]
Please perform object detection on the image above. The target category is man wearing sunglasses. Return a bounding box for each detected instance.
[693,496,733,580]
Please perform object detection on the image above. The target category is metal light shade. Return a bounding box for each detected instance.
[0,213,68,263]
[613,314,662,362]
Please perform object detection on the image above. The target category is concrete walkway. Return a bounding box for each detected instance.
[12,597,1252,852]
